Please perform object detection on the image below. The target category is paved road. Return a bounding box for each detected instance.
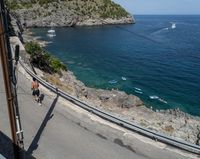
[0,63,150,158]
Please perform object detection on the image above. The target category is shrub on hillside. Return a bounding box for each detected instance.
[25,41,67,74]
[25,41,42,55]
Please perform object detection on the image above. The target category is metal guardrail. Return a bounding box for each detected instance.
[19,60,200,154]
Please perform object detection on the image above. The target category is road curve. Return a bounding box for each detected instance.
[0,60,149,158]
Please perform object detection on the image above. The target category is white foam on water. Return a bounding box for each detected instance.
[151,27,169,35]
[158,98,168,104]
[149,95,168,104]
[47,33,56,37]
[163,27,169,30]
[108,80,118,84]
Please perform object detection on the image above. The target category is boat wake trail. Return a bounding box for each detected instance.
[108,80,118,84]
[149,95,168,104]
[151,22,177,35]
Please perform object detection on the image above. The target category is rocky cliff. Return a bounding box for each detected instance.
[6,0,134,27]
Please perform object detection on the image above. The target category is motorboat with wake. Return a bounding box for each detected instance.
[47,28,56,37]
[171,23,176,29]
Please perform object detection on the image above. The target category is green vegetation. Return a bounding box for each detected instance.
[38,0,58,6]
[25,41,67,74]
[6,0,33,10]
[99,0,128,18]
[6,0,21,10]
[25,41,42,55]
[50,58,66,72]
[7,0,129,19]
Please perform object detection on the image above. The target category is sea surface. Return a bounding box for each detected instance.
[32,15,200,116]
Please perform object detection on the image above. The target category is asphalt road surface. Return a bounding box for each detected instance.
[0,62,150,158]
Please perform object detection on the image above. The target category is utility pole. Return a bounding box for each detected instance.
[0,1,24,159]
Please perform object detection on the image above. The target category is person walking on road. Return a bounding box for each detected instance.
[31,77,40,104]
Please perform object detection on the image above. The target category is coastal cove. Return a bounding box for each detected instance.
[31,15,200,117]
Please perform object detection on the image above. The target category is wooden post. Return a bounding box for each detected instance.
[0,2,21,159]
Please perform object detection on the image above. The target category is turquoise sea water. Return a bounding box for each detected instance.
[32,15,200,116]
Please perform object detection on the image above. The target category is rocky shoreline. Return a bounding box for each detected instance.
[18,13,134,28]
[9,0,134,28]
[19,29,200,146]
[8,8,199,146]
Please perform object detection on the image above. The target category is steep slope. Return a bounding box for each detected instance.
[6,0,134,27]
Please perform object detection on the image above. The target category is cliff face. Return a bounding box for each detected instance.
[6,0,134,27]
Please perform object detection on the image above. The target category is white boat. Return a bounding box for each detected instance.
[121,77,126,81]
[48,29,55,33]
[134,87,142,91]
[171,23,176,29]
[47,28,56,37]
[134,90,143,94]
[47,33,56,37]
[149,95,159,99]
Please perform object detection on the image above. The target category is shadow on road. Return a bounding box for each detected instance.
[0,131,36,159]
[27,95,59,155]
